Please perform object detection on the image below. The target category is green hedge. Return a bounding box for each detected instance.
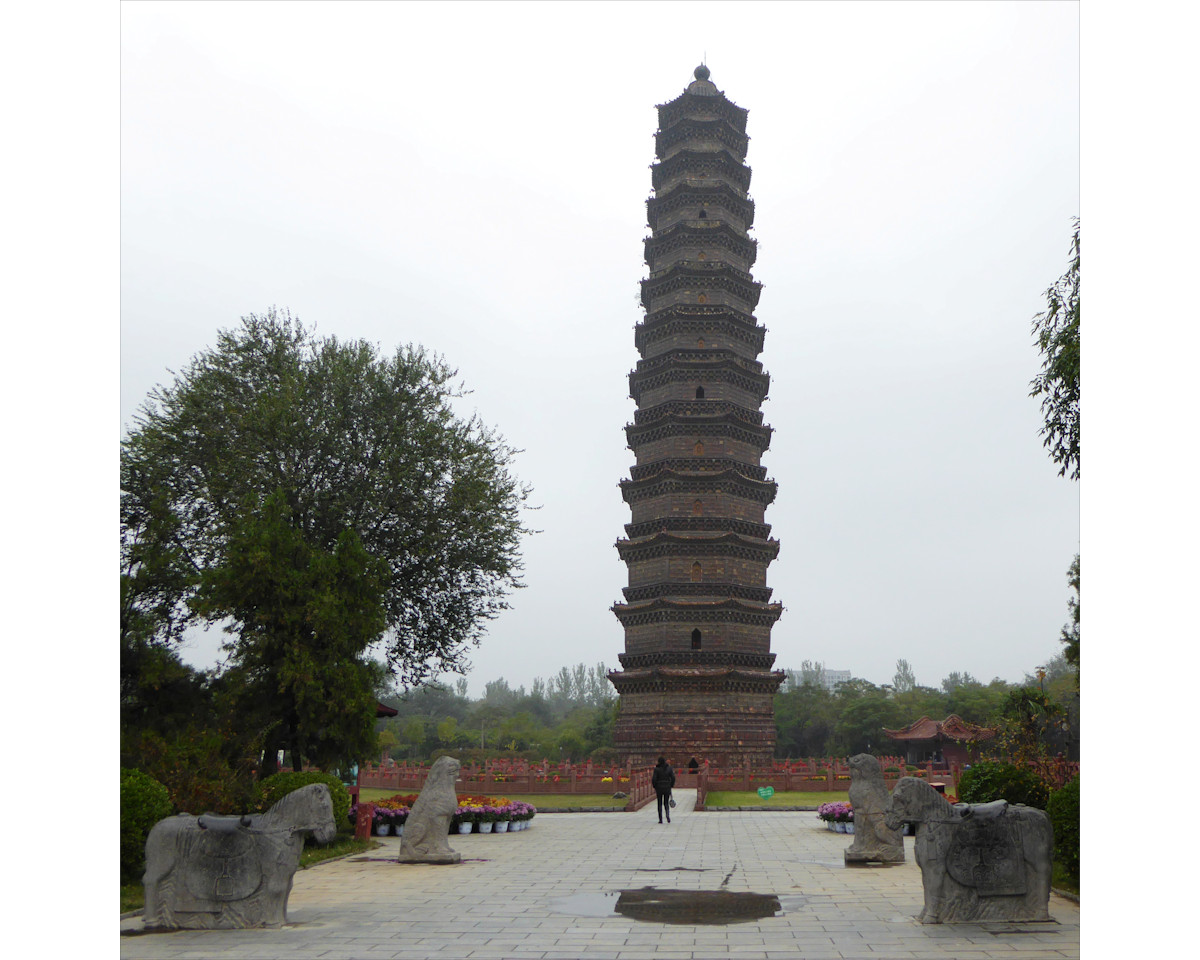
[254,771,351,827]
[121,768,173,882]
[956,760,1050,810]
[1047,776,1080,883]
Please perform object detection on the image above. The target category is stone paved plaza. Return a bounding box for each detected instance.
[120,793,1080,959]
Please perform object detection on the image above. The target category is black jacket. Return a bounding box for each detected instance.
[651,763,676,793]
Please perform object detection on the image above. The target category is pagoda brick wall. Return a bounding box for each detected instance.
[609,67,784,770]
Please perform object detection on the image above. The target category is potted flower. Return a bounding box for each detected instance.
[453,807,475,834]
[372,806,391,836]
[817,801,854,832]
[510,801,536,830]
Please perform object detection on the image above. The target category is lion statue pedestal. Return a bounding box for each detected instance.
[885,777,1053,924]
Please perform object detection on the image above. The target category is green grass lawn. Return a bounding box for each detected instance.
[357,788,627,810]
[705,790,849,808]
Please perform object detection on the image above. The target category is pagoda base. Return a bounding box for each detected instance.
[610,667,783,769]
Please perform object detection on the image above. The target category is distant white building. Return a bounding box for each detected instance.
[822,670,852,693]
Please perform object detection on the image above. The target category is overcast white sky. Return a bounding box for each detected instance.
[117,0,1085,697]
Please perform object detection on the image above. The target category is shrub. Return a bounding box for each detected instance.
[254,771,351,828]
[956,760,1050,810]
[1047,776,1080,884]
[128,725,257,815]
[121,768,173,882]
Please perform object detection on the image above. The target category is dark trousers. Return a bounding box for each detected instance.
[656,790,671,821]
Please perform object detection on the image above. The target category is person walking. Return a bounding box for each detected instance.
[652,756,676,824]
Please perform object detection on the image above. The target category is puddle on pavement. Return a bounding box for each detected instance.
[550,887,804,925]
[633,866,712,873]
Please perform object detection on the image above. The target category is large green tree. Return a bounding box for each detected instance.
[122,310,531,769]
[1061,555,1080,668]
[1030,221,1081,670]
[1030,220,1080,480]
[190,489,388,773]
[123,310,529,678]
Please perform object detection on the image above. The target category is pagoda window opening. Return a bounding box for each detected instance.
[698,209,708,219]
[694,440,704,455]
[691,561,702,581]
[695,385,705,399]
[692,499,703,515]
[691,629,702,649]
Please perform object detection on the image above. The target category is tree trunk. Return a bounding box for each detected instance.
[289,711,303,771]
[259,741,280,779]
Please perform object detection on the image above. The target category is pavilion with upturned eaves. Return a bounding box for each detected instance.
[882,715,998,768]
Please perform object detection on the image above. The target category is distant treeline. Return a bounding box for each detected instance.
[374,655,1079,764]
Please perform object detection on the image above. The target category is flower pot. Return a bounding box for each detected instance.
[456,821,473,834]
[845,822,854,834]
[835,822,846,833]
[479,821,494,833]
[495,820,509,833]
[394,824,404,837]
[373,823,388,836]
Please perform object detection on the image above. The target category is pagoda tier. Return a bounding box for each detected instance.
[644,221,758,269]
[619,467,777,506]
[622,580,774,602]
[635,308,766,357]
[647,182,756,233]
[652,149,752,193]
[609,66,784,770]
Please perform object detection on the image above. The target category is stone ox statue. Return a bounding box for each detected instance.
[143,783,336,929]
[884,777,1053,924]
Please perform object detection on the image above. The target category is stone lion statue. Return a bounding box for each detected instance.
[844,753,905,864]
[396,755,462,864]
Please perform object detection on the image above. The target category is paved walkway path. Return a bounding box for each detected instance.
[121,793,1079,959]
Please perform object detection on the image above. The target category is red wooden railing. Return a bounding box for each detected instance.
[357,756,1079,805]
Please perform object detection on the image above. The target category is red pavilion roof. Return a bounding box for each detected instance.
[882,714,996,743]
[375,701,398,718]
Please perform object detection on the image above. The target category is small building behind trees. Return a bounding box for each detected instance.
[882,715,997,767]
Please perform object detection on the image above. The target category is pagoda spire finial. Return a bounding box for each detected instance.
[694,63,710,81]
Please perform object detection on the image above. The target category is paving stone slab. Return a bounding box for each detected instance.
[120,799,1078,959]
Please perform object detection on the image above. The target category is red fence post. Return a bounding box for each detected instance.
[354,803,375,841]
